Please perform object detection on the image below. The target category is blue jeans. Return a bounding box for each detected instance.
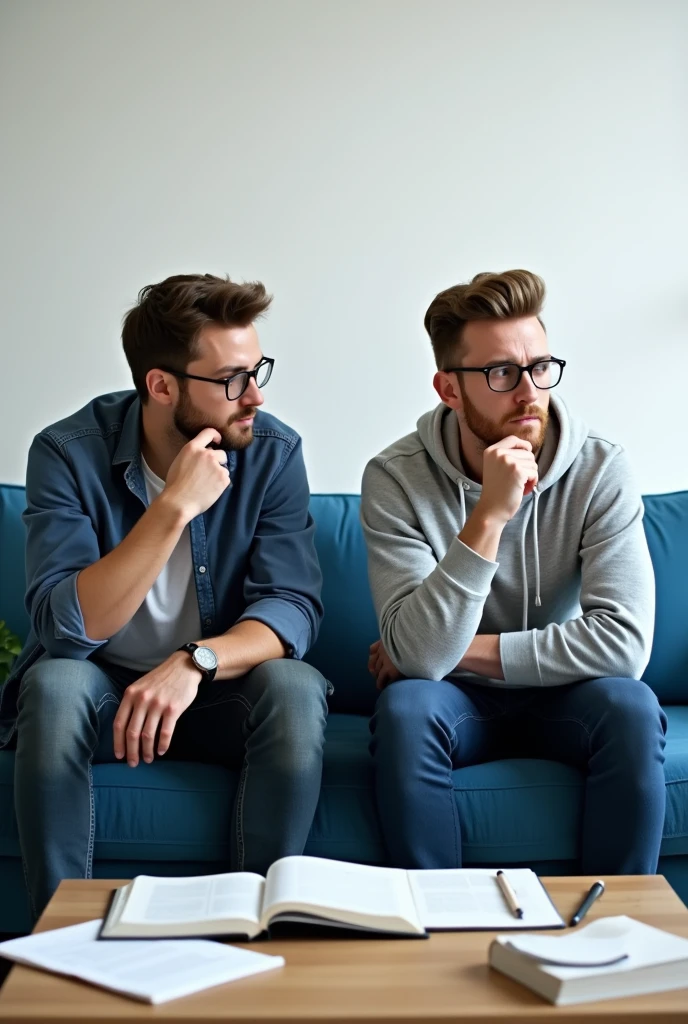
[370,676,667,872]
[14,655,329,920]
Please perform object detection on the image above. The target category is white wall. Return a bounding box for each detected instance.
[1,0,686,494]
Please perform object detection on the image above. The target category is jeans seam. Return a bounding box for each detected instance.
[527,711,593,757]
[96,693,120,712]
[85,755,95,880]
[449,710,501,732]
[186,694,253,714]
[89,693,120,878]
[232,690,256,872]
[234,760,249,871]
[20,851,38,922]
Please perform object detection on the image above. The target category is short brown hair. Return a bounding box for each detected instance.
[424,269,546,369]
[122,274,272,401]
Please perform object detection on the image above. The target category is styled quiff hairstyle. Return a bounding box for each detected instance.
[424,269,546,369]
[122,274,272,401]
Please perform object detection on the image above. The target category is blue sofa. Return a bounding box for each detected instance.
[1,484,687,933]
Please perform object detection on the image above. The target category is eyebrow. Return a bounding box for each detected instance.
[481,355,552,367]
[213,358,264,376]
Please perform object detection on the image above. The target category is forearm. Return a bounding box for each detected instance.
[458,503,505,562]
[198,619,287,680]
[77,495,188,640]
[457,634,504,679]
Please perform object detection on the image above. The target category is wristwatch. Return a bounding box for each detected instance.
[177,643,218,683]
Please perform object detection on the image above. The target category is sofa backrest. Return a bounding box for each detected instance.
[0,485,30,642]
[1,486,687,712]
[640,491,688,704]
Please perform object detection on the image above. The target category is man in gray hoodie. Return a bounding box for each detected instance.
[361,269,666,874]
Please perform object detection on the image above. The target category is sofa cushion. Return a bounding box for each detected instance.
[642,491,688,703]
[305,495,379,715]
[1,710,686,864]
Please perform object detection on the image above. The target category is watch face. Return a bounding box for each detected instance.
[194,646,218,672]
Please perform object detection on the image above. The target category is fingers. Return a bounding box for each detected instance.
[489,435,533,452]
[113,694,132,761]
[157,707,181,757]
[210,449,230,468]
[189,427,223,449]
[140,705,162,764]
[124,700,148,767]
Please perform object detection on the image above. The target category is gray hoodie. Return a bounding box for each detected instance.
[361,394,654,686]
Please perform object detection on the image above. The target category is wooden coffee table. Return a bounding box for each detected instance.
[0,875,686,1023]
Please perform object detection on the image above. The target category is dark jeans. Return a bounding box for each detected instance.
[14,655,329,920]
[370,676,667,873]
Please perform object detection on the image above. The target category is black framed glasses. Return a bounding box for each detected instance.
[444,357,566,393]
[160,357,274,401]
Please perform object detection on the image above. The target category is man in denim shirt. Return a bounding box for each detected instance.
[5,274,328,918]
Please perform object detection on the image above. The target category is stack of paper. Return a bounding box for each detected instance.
[0,919,284,1004]
[489,915,688,1005]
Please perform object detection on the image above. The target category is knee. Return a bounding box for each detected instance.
[249,659,328,723]
[372,679,442,742]
[591,677,667,750]
[18,657,99,718]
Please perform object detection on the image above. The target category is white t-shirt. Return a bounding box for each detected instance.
[101,457,202,672]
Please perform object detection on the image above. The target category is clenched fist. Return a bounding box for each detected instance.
[476,435,538,526]
[162,428,231,523]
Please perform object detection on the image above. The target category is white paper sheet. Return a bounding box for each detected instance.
[408,868,564,930]
[0,919,284,1004]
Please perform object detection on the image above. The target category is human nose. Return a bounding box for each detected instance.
[240,376,264,407]
[514,367,539,402]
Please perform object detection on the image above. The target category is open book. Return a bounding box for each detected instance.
[489,916,688,1005]
[100,856,563,940]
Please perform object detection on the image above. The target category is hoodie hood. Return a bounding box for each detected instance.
[416,394,589,630]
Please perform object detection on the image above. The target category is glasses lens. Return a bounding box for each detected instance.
[226,372,249,400]
[255,360,272,388]
[487,365,520,392]
[531,360,562,389]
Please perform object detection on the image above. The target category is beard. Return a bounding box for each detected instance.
[171,382,256,451]
[459,382,549,455]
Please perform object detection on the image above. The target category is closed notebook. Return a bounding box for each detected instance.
[489,915,688,1006]
[99,856,563,940]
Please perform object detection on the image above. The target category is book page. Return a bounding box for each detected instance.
[0,920,284,1004]
[118,872,264,933]
[262,856,424,934]
[408,868,563,930]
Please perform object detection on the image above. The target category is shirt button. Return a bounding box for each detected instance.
[198,566,207,574]
[204,617,211,627]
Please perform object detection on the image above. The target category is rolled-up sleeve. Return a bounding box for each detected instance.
[23,433,107,659]
[237,438,323,659]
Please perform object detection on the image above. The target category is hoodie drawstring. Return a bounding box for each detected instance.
[458,481,467,530]
[460,480,541,632]
[532,488,542,610]
[520,487,542,630]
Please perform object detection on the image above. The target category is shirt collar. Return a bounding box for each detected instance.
[112,397,143,466]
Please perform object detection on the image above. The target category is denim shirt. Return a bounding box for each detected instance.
[0,391,323,747]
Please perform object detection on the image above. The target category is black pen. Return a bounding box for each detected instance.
[570,880,605,926]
